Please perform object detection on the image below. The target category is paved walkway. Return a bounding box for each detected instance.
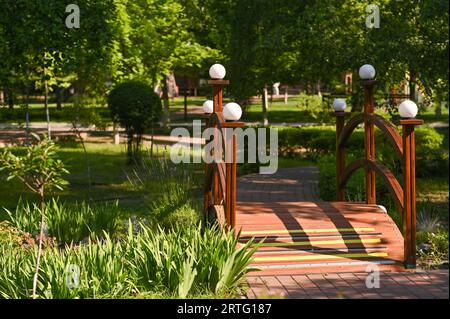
[237,167,320,203]
[246,271,449,299]
[238,167,449,299]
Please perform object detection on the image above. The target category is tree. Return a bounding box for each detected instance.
[115,0,218,127]
[108,81,162,162]
[0,134,69,299]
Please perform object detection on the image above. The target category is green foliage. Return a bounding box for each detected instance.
[62,98,109,130]
[108,81,162,132]
[118,0,218,84]
[127,154,200,228]
[4,199,124,244]
[108,81,162,160]
[277,126,361,159]
[0,223,257,299]
[0,134,69,196]
[417,231,449,266]
[0,221,33,250]
[279,125,447,172]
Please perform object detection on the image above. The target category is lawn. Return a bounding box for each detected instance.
[0,141,198,218]
[2,95,448,127]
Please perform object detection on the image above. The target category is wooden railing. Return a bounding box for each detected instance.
[335,79,423,268]
[204,80,244,229]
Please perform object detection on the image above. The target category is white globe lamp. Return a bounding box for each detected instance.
[223,102,242,121]
[203,100,214,114]
[333,98,347,112]
[359,64,376,80]
[209,64,226,80]
[399,100,418,118]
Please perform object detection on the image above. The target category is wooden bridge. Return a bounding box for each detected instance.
[204,78,422,275]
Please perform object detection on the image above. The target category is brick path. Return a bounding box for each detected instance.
[238,167,449,299]
[237,166,320,202]
[245,271,449,299]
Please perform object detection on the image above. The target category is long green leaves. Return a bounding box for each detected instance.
[0,223,257,299]
[4,199,124,244]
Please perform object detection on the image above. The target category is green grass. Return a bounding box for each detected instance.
[0,142,157,217]
[2,96,448,127]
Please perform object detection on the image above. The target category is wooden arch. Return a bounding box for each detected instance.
[338,113,403,158]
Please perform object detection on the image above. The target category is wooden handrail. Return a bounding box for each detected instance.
[339,158,404,212]
[337,113,403,158]
[335,78,423,268]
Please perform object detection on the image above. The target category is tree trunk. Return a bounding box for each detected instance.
[127,131,133,163]
[262,86,269,126]
[56,87,63,110]
[284,87,288,105]
[6,88,14,108]
[150,125,154,157]
[24,90,30,145]
[44,80,51,139]
[32,193,46,299]
[162,75,170,128]
[409,70,416,102]
[113,123,120,145]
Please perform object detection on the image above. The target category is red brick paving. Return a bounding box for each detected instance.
[246,271,449,299]
[239,167,449,299]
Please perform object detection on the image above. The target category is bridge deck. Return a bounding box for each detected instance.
[236,201,404,275]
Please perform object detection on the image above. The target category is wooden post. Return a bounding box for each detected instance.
[212,82,224,205]
[204,114,211,223]
[231,134,237,229]
[361,80,377,204]
[401,118,423,268]
[335,111,346,201]
[225,127,232,228]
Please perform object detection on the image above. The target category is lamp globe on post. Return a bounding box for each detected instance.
[203,100,214,114]
[399,100,418,118]
[209,64,226,80]
[359,64,376,80]
[333,98,347,112]
[223,102,242,121]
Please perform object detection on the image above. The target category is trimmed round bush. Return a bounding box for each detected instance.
[108,81,162,134]
[108,81,162,160]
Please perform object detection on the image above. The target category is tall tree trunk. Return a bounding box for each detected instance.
[162,75,170,128]
[6,88,14,109]
[262,86,269,126]
[409,70,416,102]
[127,130,133,164]
[44,80,51,139]
[150,125,154,157]
[24,91,30,145]
[183,90,188,121]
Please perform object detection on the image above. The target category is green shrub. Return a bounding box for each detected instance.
[4,199,124,244]
[0,223,257,299]
[417,231,449,266]
[108,81,162,160]
[0,221,34,249]
[318,154,393,205]
[280,125,447,180]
